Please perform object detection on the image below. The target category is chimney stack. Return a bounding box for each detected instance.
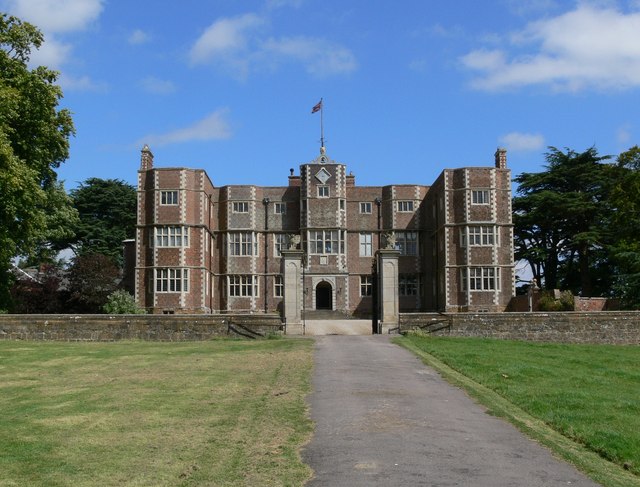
[494,147,507,169]
[140,144,154,171]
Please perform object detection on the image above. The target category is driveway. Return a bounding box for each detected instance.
[302,335,601,486]
[303,319,372,335]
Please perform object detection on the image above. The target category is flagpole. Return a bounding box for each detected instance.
[311,98,325,153]
[320,97,324,151]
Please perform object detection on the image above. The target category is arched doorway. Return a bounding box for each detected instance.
[316,281,333,310]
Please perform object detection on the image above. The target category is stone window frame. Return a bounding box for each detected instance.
[160,190,179,205]
[228,275,258,297]
[399,274,418,296]
[274,233,289,256]
[471,190,490,205]
[155,268,189,293]
[462,267,500,291]
[228,232,257,256]
[232,201,249,213]
[360,275,372,296]
[274,202,286,214]
[397,200,414,212]
[318,185,330,198]
[274,275,284,297]
[395,231,418,256]
[359,202,372,214]
[461,226,496,247]
[359,232,373,257]
[154,226,189,248]
[309,229,342,255]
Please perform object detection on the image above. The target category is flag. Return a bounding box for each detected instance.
[311,99,322,114]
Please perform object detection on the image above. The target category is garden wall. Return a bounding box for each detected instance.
[0,314,283,341]
[399,312,640,344]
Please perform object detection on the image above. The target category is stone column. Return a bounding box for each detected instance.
[377,249,400,333]
[281,250,304,335]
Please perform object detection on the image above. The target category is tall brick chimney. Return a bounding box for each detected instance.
[494,147,507,169]
[140,144,154,171]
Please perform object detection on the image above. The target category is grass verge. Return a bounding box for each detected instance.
[395,335,640,487]
[0,339,314,487]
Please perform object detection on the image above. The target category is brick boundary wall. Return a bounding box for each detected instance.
[399,312,640,344]
[0,314,283,341]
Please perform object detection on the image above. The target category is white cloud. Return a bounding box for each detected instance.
[408,59,428,73]
[28,37,72,69]
[189,13,356,78]
[1,0,105,91]
[189,13,264,65]
[140,76,176,95]
[128,29,151,45]
[59,73,108,92]
[263,36,357,76]
[498,132,545,152]
[138,110,232,147]
[461,5,640,91]
[267,0,303,8]
[503,0,559,17]
[616,124,632,144]
[2,0,104,33]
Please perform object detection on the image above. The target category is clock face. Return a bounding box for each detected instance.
[315,167,331,184]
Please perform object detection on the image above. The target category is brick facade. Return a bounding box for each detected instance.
[134,146,514,315]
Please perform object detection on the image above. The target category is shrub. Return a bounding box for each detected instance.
[538,290,575,312]
[538,292,563,311]
[559,290,575,311]
[103,290,146,314]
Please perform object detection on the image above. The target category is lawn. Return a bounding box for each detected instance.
[0,339,314,487]
[397,335,640,487]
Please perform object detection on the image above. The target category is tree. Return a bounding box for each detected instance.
[65,178,137,264]
[513,147,613,295]
[608,146,640,308]
[66,254,119,313]
[0,14,75,309]
[10,264,67,313]
[20,181,80,267]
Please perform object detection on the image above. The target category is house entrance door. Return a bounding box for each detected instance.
[316,282,332,310]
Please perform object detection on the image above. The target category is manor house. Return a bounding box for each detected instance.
[133,146,514,316]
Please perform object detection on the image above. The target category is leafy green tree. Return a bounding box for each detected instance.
[608,146,640,308]
[65,178,137,265]
[20,182,80,267]
[103,290,146,314]
[0,14,75,309]
[514,147,613,295]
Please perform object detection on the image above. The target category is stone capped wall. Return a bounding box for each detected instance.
[0,314,283,341]
[400,312,640,344]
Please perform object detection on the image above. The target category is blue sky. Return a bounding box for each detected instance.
[3,0,640,190]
